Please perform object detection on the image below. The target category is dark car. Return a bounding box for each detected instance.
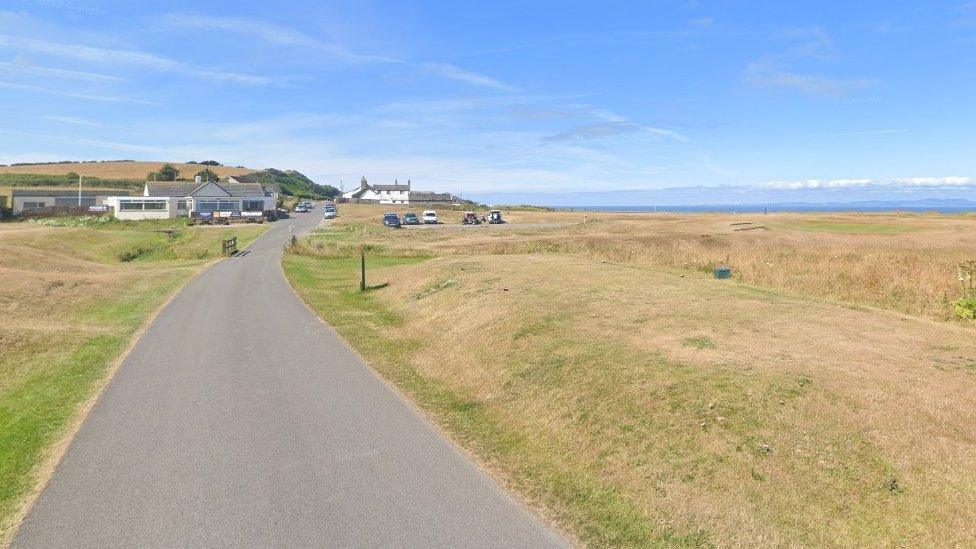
[382,212,402,228]
[403,212,420,225]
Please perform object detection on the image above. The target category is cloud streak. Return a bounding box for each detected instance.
[744,27,877,97]
[0,34,271,85]
[544,121,688,142]
[0,60,124,82]
[0,80,159,104]
[163,12,518,91]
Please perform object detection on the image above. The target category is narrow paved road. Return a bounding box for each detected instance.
[16,209,565,548]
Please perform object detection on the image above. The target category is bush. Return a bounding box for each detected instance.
[952,297,976,320]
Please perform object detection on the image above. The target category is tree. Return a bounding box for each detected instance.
[195,169,220,183]
[151,163,180,181]
[65,171,79,183]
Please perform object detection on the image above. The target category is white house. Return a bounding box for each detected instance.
[103,177,277,220]
[342,177,411,204]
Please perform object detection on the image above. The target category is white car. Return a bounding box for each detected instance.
[422,210,438,224]
[323,207,337,219]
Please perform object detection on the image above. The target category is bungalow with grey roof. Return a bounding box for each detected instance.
[102,176,277,220]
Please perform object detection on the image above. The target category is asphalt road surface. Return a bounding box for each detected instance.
[15,208,566,548]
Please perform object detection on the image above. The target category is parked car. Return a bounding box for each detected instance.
[382,212,402,228]
[275,207,290,219]
[303,201,314,209]
[294,204,308,213]
[323,209,336,219]
[422,210,438,224]
[461,211,480,225]
[403,212,420,225]
[488,209,504,224]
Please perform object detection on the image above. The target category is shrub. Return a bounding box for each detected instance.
[952,297,976,320]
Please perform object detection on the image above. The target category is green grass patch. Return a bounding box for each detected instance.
[682,336,717,349]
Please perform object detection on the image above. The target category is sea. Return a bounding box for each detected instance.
[556,204,976,214]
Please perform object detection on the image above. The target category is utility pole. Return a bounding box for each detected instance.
[78,174,83,206]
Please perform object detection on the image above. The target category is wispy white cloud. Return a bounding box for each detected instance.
[744,55,876,97]
[0,129,159,152]
[0,34,271,85]
[0,60,124,82]
[0,80,159,104]
[162,11,517,91]
[160,12,396,64]
[544,121,688,142]
[765,176,975,189]
[744,27,877,97]
[419,62,518,92]
[42,115,135,130]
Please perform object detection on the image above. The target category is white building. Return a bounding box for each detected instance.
[342,177,411,204]
[103,177,277,220]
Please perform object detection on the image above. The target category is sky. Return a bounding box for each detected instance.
[0,0,974,200]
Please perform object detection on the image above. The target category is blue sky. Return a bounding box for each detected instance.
[0,0,974,197]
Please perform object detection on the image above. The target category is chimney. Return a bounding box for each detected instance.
[360,176,368,191]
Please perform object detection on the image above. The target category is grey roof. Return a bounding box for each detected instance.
[227,174,261,184]
[144,181,270,198]
[12,189,130,197]
[222,182,268,197]
[372,184,410,192]
[145,182,200,197]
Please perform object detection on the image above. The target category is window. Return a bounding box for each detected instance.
[55,197,95,207]
[119,199,168,211]
[22,201,46,210]
[195,199,239,212]
[243,200,264,212]
[176,200,188,211]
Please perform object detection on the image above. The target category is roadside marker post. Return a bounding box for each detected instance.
[360,251,366,292]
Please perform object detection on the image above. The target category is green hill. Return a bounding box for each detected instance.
[247,169,339,200]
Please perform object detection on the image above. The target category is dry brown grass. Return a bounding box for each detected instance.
[0,161,255,180]
[329,204,976,320]
[286,204,976,545]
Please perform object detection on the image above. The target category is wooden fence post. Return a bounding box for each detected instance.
[360,251,366,291]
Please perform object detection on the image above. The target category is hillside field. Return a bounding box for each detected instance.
[284,205,976,546]
[0,161,255,180]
